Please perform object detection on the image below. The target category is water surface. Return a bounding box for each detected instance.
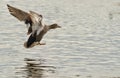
[0,0,120,78]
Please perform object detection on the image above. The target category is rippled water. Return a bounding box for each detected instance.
[0,0,120,78]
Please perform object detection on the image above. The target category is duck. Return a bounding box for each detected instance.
[7,4,61,48]
[24,23,61,48]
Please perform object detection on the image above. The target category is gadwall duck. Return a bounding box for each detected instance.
[7,4,61,48]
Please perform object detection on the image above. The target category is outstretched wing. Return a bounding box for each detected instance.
[7,4,33,35]
[7,4,30,21]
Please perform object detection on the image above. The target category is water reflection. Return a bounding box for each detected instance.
[15,58,56,78]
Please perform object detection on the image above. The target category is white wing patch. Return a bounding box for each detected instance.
[29,11,44,36]
[37,26,43,35]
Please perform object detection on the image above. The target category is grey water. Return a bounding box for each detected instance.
[0,0,120,78]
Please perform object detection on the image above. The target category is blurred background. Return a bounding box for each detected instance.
[0,0,120,78]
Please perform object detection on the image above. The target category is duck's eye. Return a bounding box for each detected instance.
[39,15,42,17]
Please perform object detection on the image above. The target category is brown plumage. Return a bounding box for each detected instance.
[24,24,61,48]
[7,4,61,48]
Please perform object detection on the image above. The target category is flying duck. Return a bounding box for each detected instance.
[7,4,61,48]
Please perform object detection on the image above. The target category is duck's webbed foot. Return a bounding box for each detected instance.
[38,42,46,45]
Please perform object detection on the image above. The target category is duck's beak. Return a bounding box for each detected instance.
[57,25,61,28]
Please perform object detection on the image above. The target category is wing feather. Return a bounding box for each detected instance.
[7,4,30,21]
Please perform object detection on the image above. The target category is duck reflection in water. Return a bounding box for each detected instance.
[16,58,56,78]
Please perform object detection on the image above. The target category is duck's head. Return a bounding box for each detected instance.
[49,23,61,29]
